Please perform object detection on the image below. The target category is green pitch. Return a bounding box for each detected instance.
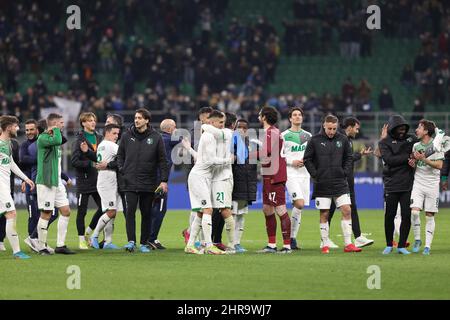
[1,209,450,300]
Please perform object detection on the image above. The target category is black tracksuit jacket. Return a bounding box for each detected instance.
[117,125,169,193]
[378,115,418,193]
[304,130,353,198]
[442,150,450,179]
[71,130,103,194]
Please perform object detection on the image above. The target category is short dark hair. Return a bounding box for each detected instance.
[37,119,47,133]
[25,119,38,126]
[342,117,360,129]
[259,106,278,125]
[236,119,249,125]
[136,108,151,121]
[288,107,304,119]
[225,112,237,129]
[104,123,121,133]
[323,114,338,124]
[198,107,213,119]
[106,113,124,127]
[419,119,436,137]
[0,115,19,131]
[47,113,63,123]
[208,110,225,119]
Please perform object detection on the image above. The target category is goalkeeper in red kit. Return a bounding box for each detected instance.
[254,106,292,253]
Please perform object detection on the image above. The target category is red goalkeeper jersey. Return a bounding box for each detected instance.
[260,126,287,184]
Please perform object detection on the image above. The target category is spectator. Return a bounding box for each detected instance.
[401,64,416,89]
[357,79,372,103]
[342,77,356,102]
[378,86,395,112]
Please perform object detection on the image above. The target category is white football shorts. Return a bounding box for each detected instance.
[0,191,15,214]
[37,183,69,211]
[98,185,123,212]
[286,177,310,205]
[315,194,351,210]
[410,182,440,213]
[188,173,212,212]
[212,178,233,209]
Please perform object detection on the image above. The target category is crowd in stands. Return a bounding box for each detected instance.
[283,0,373,58]
[0,0,279,101]
[399,0,450,106]
[1,0,450,135]
[284,0,450,60]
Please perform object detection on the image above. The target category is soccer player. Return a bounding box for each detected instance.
[71,112,104,249]
[281,107,312,250]
[231,119,258,253]
[0,129,19,251]
[379,114,417,255]
[256,106,292,254]
[182,107,213,244]
[328,117,374,248]
[202,113,237,253]
[409,120,445,255]
[0,115,35,259]
[184,110,232,255]
[205,112,236,251]
[90,124,122,250]
[36,113,75,255]
[303,114,361,254]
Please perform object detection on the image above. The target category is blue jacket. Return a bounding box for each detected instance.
[160,131,182,180]
[19,137,38,194]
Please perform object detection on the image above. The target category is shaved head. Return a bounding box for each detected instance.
[160,119,176,134]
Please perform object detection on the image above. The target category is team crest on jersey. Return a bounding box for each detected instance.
[147,138,153,145]
[109,201,114,206]
[5,202,11,209]
[292,193,297,198]
[201,200,207,205]
[45,201,50,207]
[336,141,342,148]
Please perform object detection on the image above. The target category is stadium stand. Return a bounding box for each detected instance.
[0,0,449,135]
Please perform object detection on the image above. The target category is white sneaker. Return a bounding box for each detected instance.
[225,247,236,255]
[45,244,55,254]
[355,235,374,248]
[320,240,339,249]
[24,236,39,253]
[34,240,55,254]
[0,242,5,251]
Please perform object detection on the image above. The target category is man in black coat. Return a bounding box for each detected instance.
[71,112,104,250]
[378,114,417,254]
[231,119,257,252]
[117,108,169,253]
[303,114,360,253]
[328,117,374,248]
